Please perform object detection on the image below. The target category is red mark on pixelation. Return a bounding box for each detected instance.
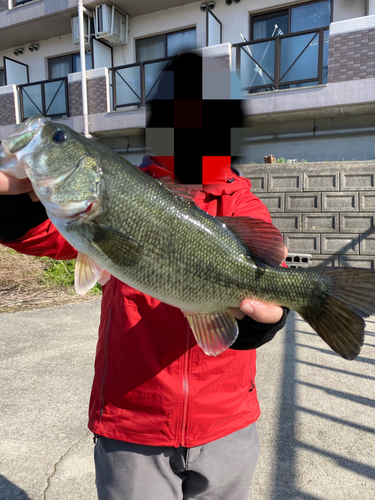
[202,156,231,185]
[150,156,174,176]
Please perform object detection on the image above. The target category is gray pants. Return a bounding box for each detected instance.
[94,423,259,500]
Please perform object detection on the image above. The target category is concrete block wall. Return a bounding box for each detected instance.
[0,0,7,13]
[242,162,375,269]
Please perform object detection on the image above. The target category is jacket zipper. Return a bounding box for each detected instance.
[100,308,112,419]
[181,324,191,447]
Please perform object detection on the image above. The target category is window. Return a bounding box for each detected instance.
[251,0,331,40]
[48,53,93,79]
[0,68,5,87]
[136,29,196,62]
[240,0,331,93]
[14,0,35,6]
[252,10,289,40]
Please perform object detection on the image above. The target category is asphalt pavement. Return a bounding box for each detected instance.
[1,301,374,500]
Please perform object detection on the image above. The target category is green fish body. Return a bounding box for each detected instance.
[2,116,375,360]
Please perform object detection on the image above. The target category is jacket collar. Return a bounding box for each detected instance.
[138,156,252,196]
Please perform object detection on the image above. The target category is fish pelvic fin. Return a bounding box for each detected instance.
[298,268,375,360]
[75,253,109,295]
[184,310,239,356]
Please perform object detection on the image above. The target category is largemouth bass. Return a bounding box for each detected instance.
[2,116,375,360]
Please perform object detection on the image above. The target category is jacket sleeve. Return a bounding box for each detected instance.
[230,307,289,351]
[228,186,289,350]
[0,195,77,260]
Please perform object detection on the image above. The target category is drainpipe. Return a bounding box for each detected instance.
[78,0,90,138]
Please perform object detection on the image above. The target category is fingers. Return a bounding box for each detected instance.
[232,300,284,324]
[28,191,40,202]
[0,172,32,195]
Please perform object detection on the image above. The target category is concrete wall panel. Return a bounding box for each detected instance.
[243,161,375,265]
[272,214,300,233]
[322,192,358,211]
[303,213,338,232]
[284,234,320,254]
[286,193,321,212]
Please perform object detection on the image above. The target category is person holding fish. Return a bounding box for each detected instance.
[2,52,374,500]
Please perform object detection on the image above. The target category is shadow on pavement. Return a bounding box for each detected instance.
[0,475,33,500]
[270,311,375,499]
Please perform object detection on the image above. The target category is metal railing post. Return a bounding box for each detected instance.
[140,63,146,108]
[274,36,281,90]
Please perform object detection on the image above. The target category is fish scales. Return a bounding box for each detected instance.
[2,116,375,360]
[89,156,254,309]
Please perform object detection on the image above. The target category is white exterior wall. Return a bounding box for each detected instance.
[333,0,366,22]
[330,13,375,35]
[0,34,81,83]
[113,0,252,67]
[0,0,77,28]
[2,0,373,79]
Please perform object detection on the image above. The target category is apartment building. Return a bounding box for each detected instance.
[0,0,375,164]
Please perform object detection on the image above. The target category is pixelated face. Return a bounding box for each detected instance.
[145,52,244,186]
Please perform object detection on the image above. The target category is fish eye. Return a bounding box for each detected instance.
[52,130,67,142]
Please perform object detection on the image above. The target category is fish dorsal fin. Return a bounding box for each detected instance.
[183,309,239,356]
[75,253,110,295]
[217,216,286,267]
[157,176,201,204]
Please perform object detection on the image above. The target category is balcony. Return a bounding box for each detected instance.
[19,77,68,121]
[112,56,175,110]
[233,28,329,94]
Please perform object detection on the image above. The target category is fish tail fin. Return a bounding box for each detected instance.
[298,268,375,360]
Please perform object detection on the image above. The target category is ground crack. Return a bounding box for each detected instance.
[43,430,92,499]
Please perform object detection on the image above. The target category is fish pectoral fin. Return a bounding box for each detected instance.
[86,222,142,267]
[184,310,239,356]
[75,253,109,295]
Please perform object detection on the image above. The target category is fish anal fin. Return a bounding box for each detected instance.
[184,310,239,356]
[75,253,107,295]
[218,216,286,267]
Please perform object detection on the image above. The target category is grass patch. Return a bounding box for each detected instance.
[0,245,101,312]
[41,258,102,293]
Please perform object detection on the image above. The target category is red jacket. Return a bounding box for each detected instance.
[3,165,273,448]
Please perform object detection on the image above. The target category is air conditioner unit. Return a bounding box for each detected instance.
[95,4,128,45]
[72,14,92,50]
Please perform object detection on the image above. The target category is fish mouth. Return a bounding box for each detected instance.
[43,198,98,221]
[2,116,47,155]
[0,116,47,178]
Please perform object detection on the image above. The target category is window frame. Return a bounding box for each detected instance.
[249,0,333,41]
[13,0,36,6]
[47,52,93,79]
[135,27,197,63]
[0,68,5,87]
